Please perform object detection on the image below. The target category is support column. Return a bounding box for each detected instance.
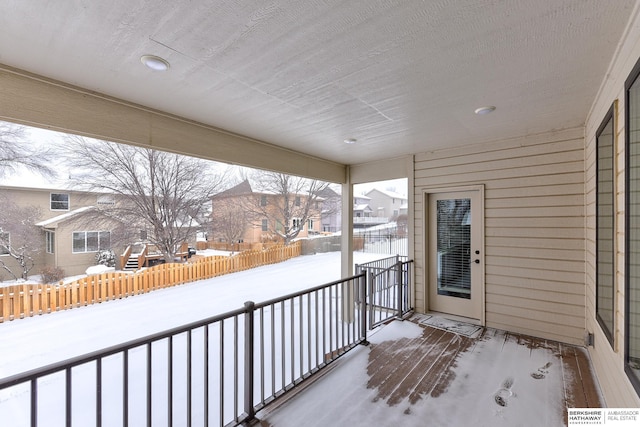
[341,166,354,279]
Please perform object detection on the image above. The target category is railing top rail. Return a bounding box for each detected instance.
[253,272,365,310]
[0,304,247,390]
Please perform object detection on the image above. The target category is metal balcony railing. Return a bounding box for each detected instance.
[0,273,371,427]
[356,255,413,328]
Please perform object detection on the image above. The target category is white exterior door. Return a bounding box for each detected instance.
[426,187,484,322]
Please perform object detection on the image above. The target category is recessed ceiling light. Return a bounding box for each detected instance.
[344,138,357,144]
[474,106,496,115]
[140,55,170,71]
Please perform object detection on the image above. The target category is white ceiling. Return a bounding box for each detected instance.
[0,0,636,165]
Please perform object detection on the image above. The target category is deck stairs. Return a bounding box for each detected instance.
[124,254,140,270]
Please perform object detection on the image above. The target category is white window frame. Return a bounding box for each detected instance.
[45,230,55,254]
[72,231,111,253]
[50,193,70,211]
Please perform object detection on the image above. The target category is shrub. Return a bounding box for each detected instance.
[41,266,65,284]
[95,249,116,267]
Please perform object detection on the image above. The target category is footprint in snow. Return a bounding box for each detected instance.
[494,377,514,407]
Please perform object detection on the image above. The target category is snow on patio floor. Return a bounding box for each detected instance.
[258,316,603,427]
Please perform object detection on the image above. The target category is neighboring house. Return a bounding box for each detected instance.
[365,188,407,219]
[210,180,322,244]
[0,185,121,278]
[316,186,341,233]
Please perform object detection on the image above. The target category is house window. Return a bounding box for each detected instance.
[0,231,9,255]
[625,58,640,394]
[295,196,301,206]
[45,230,55,254]
[307,219,313,230]
[596,104,615,346]
[72,231,111,253]
[292,218,302,230]
[140,230,147,240]
[260,195,267,206]
[50,193,69,210]
[262,219,268,231]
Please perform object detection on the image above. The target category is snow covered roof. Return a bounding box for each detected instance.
[354,204,372,212]
[35,206,95,227]
[366,188,407,200]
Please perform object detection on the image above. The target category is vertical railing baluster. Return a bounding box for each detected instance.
[187,330,192,427]
[204,324,209,427]
[147,343,152,427]
[219,320,224,427]
[243,301,255,422]
[123,350,128,427]
[260,307,265,404]
[96,358,102,427]
[299,295,303,378]
[168,336,173,427]
[290,298,294,383]
[368,270,374,330]
[65,368,71,427]
[233,315,238,422]
[31,378,37,427]
[280,301,285,391]
[307,293,312,373]
[396,261,403,319]
[329,286,333,356]
[322,288,326,365]
[360,274,368,344]
[314,290,319,369]
[270,303,275,397]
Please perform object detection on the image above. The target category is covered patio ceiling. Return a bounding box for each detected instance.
[0,1,636,167]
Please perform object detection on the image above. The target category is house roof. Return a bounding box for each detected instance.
[213,179,254,199]
[0,1,635,167]
[35,206,94,227]
[366,188,408,200]
[354,204,372,212]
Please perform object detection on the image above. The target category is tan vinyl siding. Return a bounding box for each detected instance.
[414,128,586,345]
[583,4,640,407]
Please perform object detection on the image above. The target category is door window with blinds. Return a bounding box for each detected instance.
[625,59,640,394]
[436,198,471,299]
[596,104,615,346]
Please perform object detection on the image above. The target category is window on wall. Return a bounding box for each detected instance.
[260,195,267,206]
[261,219,268,231]
[72,231,110,253]
[625,59,640,394]
[45,230,55,254]
[596,104,615,346]
[50,193,69,210]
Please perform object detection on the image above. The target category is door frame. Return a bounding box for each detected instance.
[422,184,486,325]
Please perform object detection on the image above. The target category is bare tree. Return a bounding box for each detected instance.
[211,198,250,244]
[0,121,57,179]
[0,196,43,280]
[61,135,228,261]
[248,171,330,245]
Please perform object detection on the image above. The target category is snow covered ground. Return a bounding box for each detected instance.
[0,251,386,426]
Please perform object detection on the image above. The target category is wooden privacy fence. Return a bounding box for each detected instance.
[0,242,301,323]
